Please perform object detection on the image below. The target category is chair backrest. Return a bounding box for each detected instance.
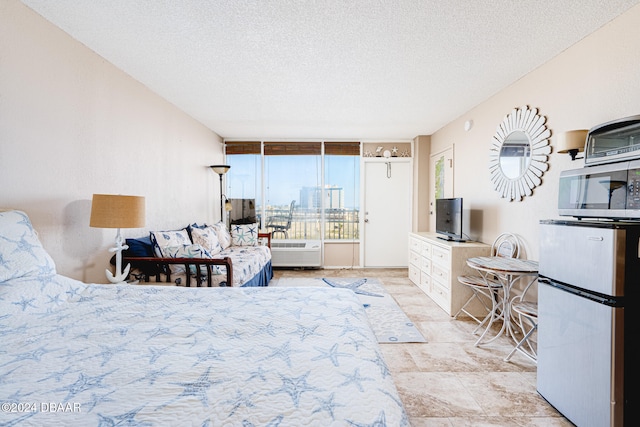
[285,200,295,225]
[491,233,521,259]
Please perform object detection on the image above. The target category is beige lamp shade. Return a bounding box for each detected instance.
[90,194,145,229]
[210,165,231,175]
[556,129,588,154]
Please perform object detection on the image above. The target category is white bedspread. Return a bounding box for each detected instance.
[0,275,409,426]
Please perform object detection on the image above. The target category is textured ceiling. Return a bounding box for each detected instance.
[20,0,640,140]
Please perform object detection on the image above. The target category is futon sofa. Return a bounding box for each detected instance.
[122,222,272,287]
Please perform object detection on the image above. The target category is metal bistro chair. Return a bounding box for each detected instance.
[266,200,295,239]
[455,233,521,346]
[504,278,538,363]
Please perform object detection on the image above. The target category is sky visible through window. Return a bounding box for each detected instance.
[227,154,359,209]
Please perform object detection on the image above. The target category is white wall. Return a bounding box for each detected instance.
[0,1,224,283]
[429,4,640,260]
[4,1,640,280]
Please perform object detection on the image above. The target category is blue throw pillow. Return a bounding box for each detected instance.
[125,236,155,257]
[114,236,163,277]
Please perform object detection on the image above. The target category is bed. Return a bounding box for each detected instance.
[0,210,409,426]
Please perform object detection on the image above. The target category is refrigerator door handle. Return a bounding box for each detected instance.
[539,276,622,307]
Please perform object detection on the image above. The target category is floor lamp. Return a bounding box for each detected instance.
[90,194,145,283]
[210,165,231,222]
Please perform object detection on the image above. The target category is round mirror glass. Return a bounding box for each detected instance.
[499,131,531,179]
[489,106,551,201]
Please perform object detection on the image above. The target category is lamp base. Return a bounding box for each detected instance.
[106,260,130,283]
[106,229,131,284]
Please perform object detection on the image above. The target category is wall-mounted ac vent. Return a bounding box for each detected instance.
[270,240,322,267]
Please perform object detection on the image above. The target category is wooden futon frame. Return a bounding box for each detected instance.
[123,256,233,287]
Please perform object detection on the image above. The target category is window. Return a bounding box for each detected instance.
[226,142,261,225]
[225,141,360,241]
[264,142,321,240]
[324,142,360,240]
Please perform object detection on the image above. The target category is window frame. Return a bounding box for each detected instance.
[224,141,360,242]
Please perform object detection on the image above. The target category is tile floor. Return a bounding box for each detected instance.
[273,267,573,427]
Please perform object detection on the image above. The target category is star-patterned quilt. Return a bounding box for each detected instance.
[0,276,409,426]
[0,210,408,425]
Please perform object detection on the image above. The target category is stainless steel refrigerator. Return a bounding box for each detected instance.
[538,220,639,427]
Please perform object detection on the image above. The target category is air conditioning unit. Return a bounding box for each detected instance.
[270,240,322,267]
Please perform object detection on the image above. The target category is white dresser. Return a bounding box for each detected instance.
[408,232,490,316]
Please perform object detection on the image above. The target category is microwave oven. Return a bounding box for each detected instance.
[558,159,640,220]
[585,115,640,166]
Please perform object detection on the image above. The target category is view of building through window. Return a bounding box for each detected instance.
[226,143,359,241]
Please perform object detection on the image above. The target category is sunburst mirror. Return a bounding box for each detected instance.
[489,106,551,201]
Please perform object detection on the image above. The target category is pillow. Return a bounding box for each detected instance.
[0,210,57,282]
[190,226,223,255]
[120,236,163,277]
[210,222,232,249]
[163,244,221,275]
[149,229,191,257]
[125,236,155,257]
[230,223,259,246]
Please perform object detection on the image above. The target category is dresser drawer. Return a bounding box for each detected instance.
[420,241,431,258]
[431,263,450,287]
[431,280,450,302]
[431,246,450,267]
[408,263,420,284]
[409,249,421,267]
[420,256,431,273]
[409,236,421,254]
[416,275,430,296]
[420,270,431,288]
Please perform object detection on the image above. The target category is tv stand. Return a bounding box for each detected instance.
[408,232,490,316]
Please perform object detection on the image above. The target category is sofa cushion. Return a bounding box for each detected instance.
[0,210,57,282]
[219,245,271,286]
[150,229,191,257]
[190,226,223,255]
[210,222,232,249]
[230,223,259,246]
[163,244,221,275]
[115,236,164,277]
[125,236,155,257]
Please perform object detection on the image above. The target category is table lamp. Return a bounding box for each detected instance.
[90,194,145,283]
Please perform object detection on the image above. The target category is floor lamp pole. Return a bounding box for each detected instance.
[209,165,231,223]
[218,173,224,221]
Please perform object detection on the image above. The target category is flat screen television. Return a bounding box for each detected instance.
[435,197,464,242]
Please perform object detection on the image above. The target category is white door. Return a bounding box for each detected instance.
[429,147,454,232]
[363,159,412,267]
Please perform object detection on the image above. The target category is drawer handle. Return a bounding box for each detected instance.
[587,236,604,241]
